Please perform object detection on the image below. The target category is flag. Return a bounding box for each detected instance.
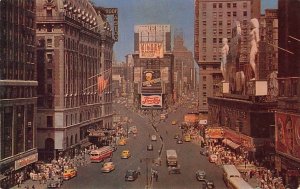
[97,69,110,95]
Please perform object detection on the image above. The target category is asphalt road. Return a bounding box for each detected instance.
[62,102,227,189]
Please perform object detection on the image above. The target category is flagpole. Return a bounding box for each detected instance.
[88,68,112,80]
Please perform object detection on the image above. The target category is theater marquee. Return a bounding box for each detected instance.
[141,94,162,108]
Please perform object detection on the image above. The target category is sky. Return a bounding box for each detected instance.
[93,0,278,62]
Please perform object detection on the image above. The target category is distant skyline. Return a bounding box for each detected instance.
[93,0,278,62]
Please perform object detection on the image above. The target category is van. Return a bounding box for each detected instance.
[222,164,241,186]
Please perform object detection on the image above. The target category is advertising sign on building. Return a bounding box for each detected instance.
[161,67,169,83]
[139,42,164,59]
[141,94,162,108]
[184,113,199,123]
[142,69,161,87]
[15,153,38,170]
[205,127,224,139]
[134,67,141,83]
[275,112,300,159]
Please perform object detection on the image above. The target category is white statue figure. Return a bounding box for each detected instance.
[249,18,260,80]
[236,21,242,36]
[221,38,229,82]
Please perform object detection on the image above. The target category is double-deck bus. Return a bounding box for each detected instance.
[90,146,113,163]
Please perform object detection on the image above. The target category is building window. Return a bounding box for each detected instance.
[233,3,237,8]
[243,2,247,8]
[202,66,206,70]
[227,3,231,8]
[213,38,217,44]
[213,21,217,27]
[203,38,206,43]
[219,3,222,8]
[203,56,206,61]
[213,55,217,61]
[213,12,217,19]
[47,53,53,63]
[203,21,207,27]
[202,47,206,53]
[203,76,206,81]
[47,69,52,79]
[243,11,247,17]
[219,30,223,35]
[203,92,207,97]
[219,12,223,17]
[46,39,52,47]
[227,20,231,27]
[227,12,231,17]
[203,84,207,89]
[46,9,52,17]
[219,21,223,26]
[227,29,231,34]
[202,12,206,17]
[213,3,217,8]
[47,24,52,32]
[47,116,53,127]
[47,84,52,94]
[202,3,207,10]
[233,11,237,17]
[213,29,217,35]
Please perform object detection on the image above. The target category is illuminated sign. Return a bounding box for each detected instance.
[139,42,163,59]
[142,69,161,88]
[15,153,38,170]
[141,94,162,108]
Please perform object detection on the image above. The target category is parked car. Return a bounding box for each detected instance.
[147,144,153,151]
[184,134,191,142]
[208,154,218,163]
[47,175,63,188]
[151,135,157,141]
[118,138,126,146]
[196,170,206,181]
[174,134,180,139]
[171,120,177,125]
[121,150,131,159]
[101,162,115,173]
[63,168,77,180]
[125,170,138,181]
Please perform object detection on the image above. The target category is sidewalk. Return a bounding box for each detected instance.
[11,179,47,189]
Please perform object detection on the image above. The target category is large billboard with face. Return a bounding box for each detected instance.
[141,94,162,108]
[275,112,300,159]
[141,69,162,93]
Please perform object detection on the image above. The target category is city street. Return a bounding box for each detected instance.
[61,101,227,189]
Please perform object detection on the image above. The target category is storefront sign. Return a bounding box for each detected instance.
[15,153,38,170]
[275,112,300,159]
[141,94,162,108]
[184,113,199,123]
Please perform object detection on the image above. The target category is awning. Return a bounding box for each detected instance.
[222,139,240,149]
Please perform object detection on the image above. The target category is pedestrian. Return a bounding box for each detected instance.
[137,166,141,175]
[31,185,35,189]
[155,172,158,182]
[24,185,29,189]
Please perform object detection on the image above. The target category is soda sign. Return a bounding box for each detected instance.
[141,94,162,108]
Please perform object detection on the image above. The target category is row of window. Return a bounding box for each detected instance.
[0,86,36,99]
[202,2,247,9]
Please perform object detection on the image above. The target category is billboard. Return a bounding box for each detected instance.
[142,69,161,87]
[184,113,199,123]
[275,112,300,159]
[205,127,224,139]
[139,42,164,58]
[141,94,162,108]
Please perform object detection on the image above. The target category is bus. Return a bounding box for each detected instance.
[222,164,241,186]
[90,146,113,163]
[227,177,253,189]
[166,149,178,166]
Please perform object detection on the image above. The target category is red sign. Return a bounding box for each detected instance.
[205,128,224,139]
[141,94,162,108]
[275,112,300,159]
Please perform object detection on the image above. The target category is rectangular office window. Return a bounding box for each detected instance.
[46,39,52,47]
[203,76,206,81]
[243,11,247,17]
[47,69,52,79]
[233,11,237,17]
[219,12,223,17]
[233,3,237,8]
[203,84,207,89]
[227,12,231,17]
[243,2,247,8]
[227,3,231,8]
[213,3,217,8]
[47,116,53,128]
[219,3,222,8]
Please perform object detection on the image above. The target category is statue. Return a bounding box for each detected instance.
[249,18,260,80]
[221,38,229,82]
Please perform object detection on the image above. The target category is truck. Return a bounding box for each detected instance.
[166,149,178,167]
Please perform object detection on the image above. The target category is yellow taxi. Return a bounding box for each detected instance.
[63,168,77,180]
[184,134,191,142]
[121,150,131,159]
[118,138,126,146]
[171,120,177,125]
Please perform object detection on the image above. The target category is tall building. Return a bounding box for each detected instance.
[133,24,174,110]
[275,0,300,187]
[0,1,38,188]
[172,31,196,100]
[35,0,115,161]
[194,0,261,113]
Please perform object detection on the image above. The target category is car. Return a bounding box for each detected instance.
[196,170,206,181]
[184,134,191,142]
[177,138,183,144]
[151,135,157,141]
[168,165,181,174]
[147,144,153,151]
[101,162,115,173]
[121,150,131,159]
[200,148,208,156]
[174,134,180,139]
[208,154,218,163]
[118,138,126,146]
[171,120,177,125]
[202,180,215,189]
[47,175,63,188]
[125,170,138,181]
[63,168,77,180]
